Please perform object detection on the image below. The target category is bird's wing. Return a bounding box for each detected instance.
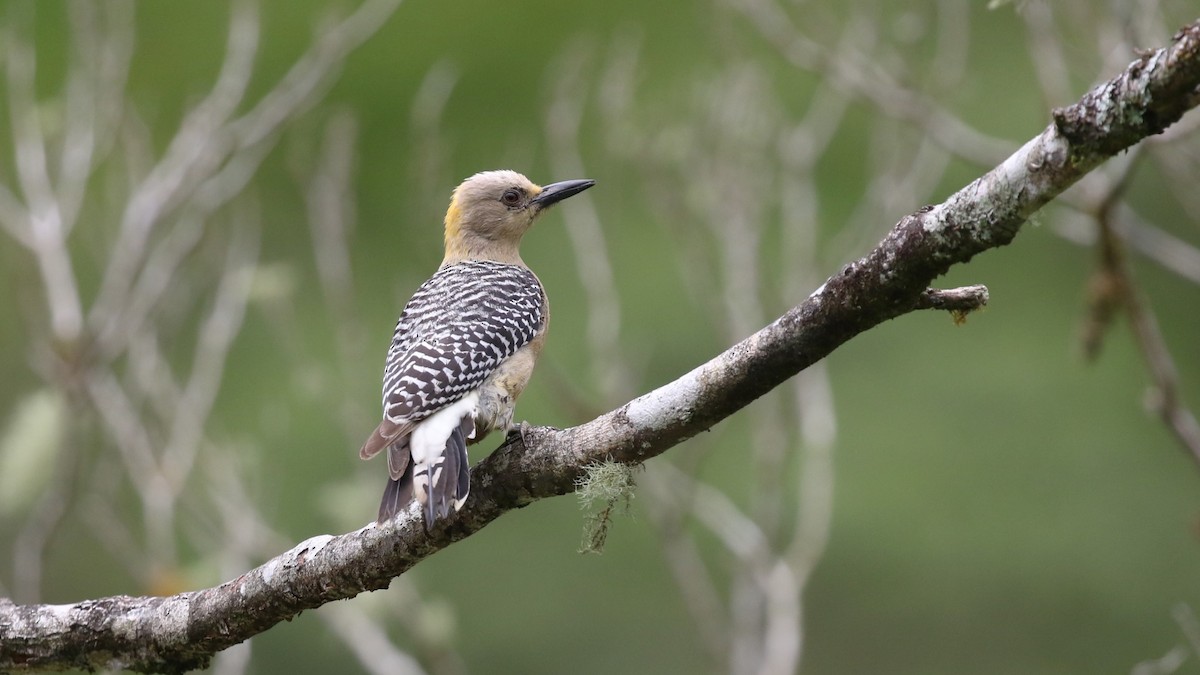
[358,417,412,460]
[378,260,545,427]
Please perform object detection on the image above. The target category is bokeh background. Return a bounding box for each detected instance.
[2,1,1200,673]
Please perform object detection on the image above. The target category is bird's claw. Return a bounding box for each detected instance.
[505,421,535,447]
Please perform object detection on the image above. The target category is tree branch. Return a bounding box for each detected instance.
[3,17,1199,675]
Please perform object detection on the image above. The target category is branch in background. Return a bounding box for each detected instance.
[1085,173,1200,463]
[545,43,637,403]
[0,0,413,672]
[734,0,1015,167]
[600,48,853,673]
[568,42,843,673]
[1056,205,1200,287]
[2,17,1198,673]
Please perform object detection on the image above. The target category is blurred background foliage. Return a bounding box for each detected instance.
[1,0,1200,673]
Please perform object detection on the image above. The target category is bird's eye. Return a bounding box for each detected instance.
[501,188,522,207]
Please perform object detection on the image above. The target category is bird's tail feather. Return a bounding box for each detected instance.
[423,420,472,528]
[380,412,475,529]
[454,416,473,508]
[387,436,410,480]
[377,470,413,524]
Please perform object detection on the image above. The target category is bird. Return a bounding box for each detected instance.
[360,170,595,528]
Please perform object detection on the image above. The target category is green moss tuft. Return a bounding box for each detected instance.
[575,460,638,554]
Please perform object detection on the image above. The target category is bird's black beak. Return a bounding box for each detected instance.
[531,179,595,209]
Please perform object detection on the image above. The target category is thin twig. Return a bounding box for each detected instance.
[1086,161,1200,464]
[915,285,990,313]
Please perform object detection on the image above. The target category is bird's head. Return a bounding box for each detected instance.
[442,170,594,264]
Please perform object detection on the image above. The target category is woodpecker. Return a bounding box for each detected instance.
[360,170,595,528]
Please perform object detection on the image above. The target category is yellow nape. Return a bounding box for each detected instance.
[443,191,463,242]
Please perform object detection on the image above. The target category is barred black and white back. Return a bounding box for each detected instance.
[360,260,546,527]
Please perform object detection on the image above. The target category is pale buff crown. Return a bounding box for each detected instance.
[442,170,545,266]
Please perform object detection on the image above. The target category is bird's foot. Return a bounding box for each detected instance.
[505,420,535,447]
